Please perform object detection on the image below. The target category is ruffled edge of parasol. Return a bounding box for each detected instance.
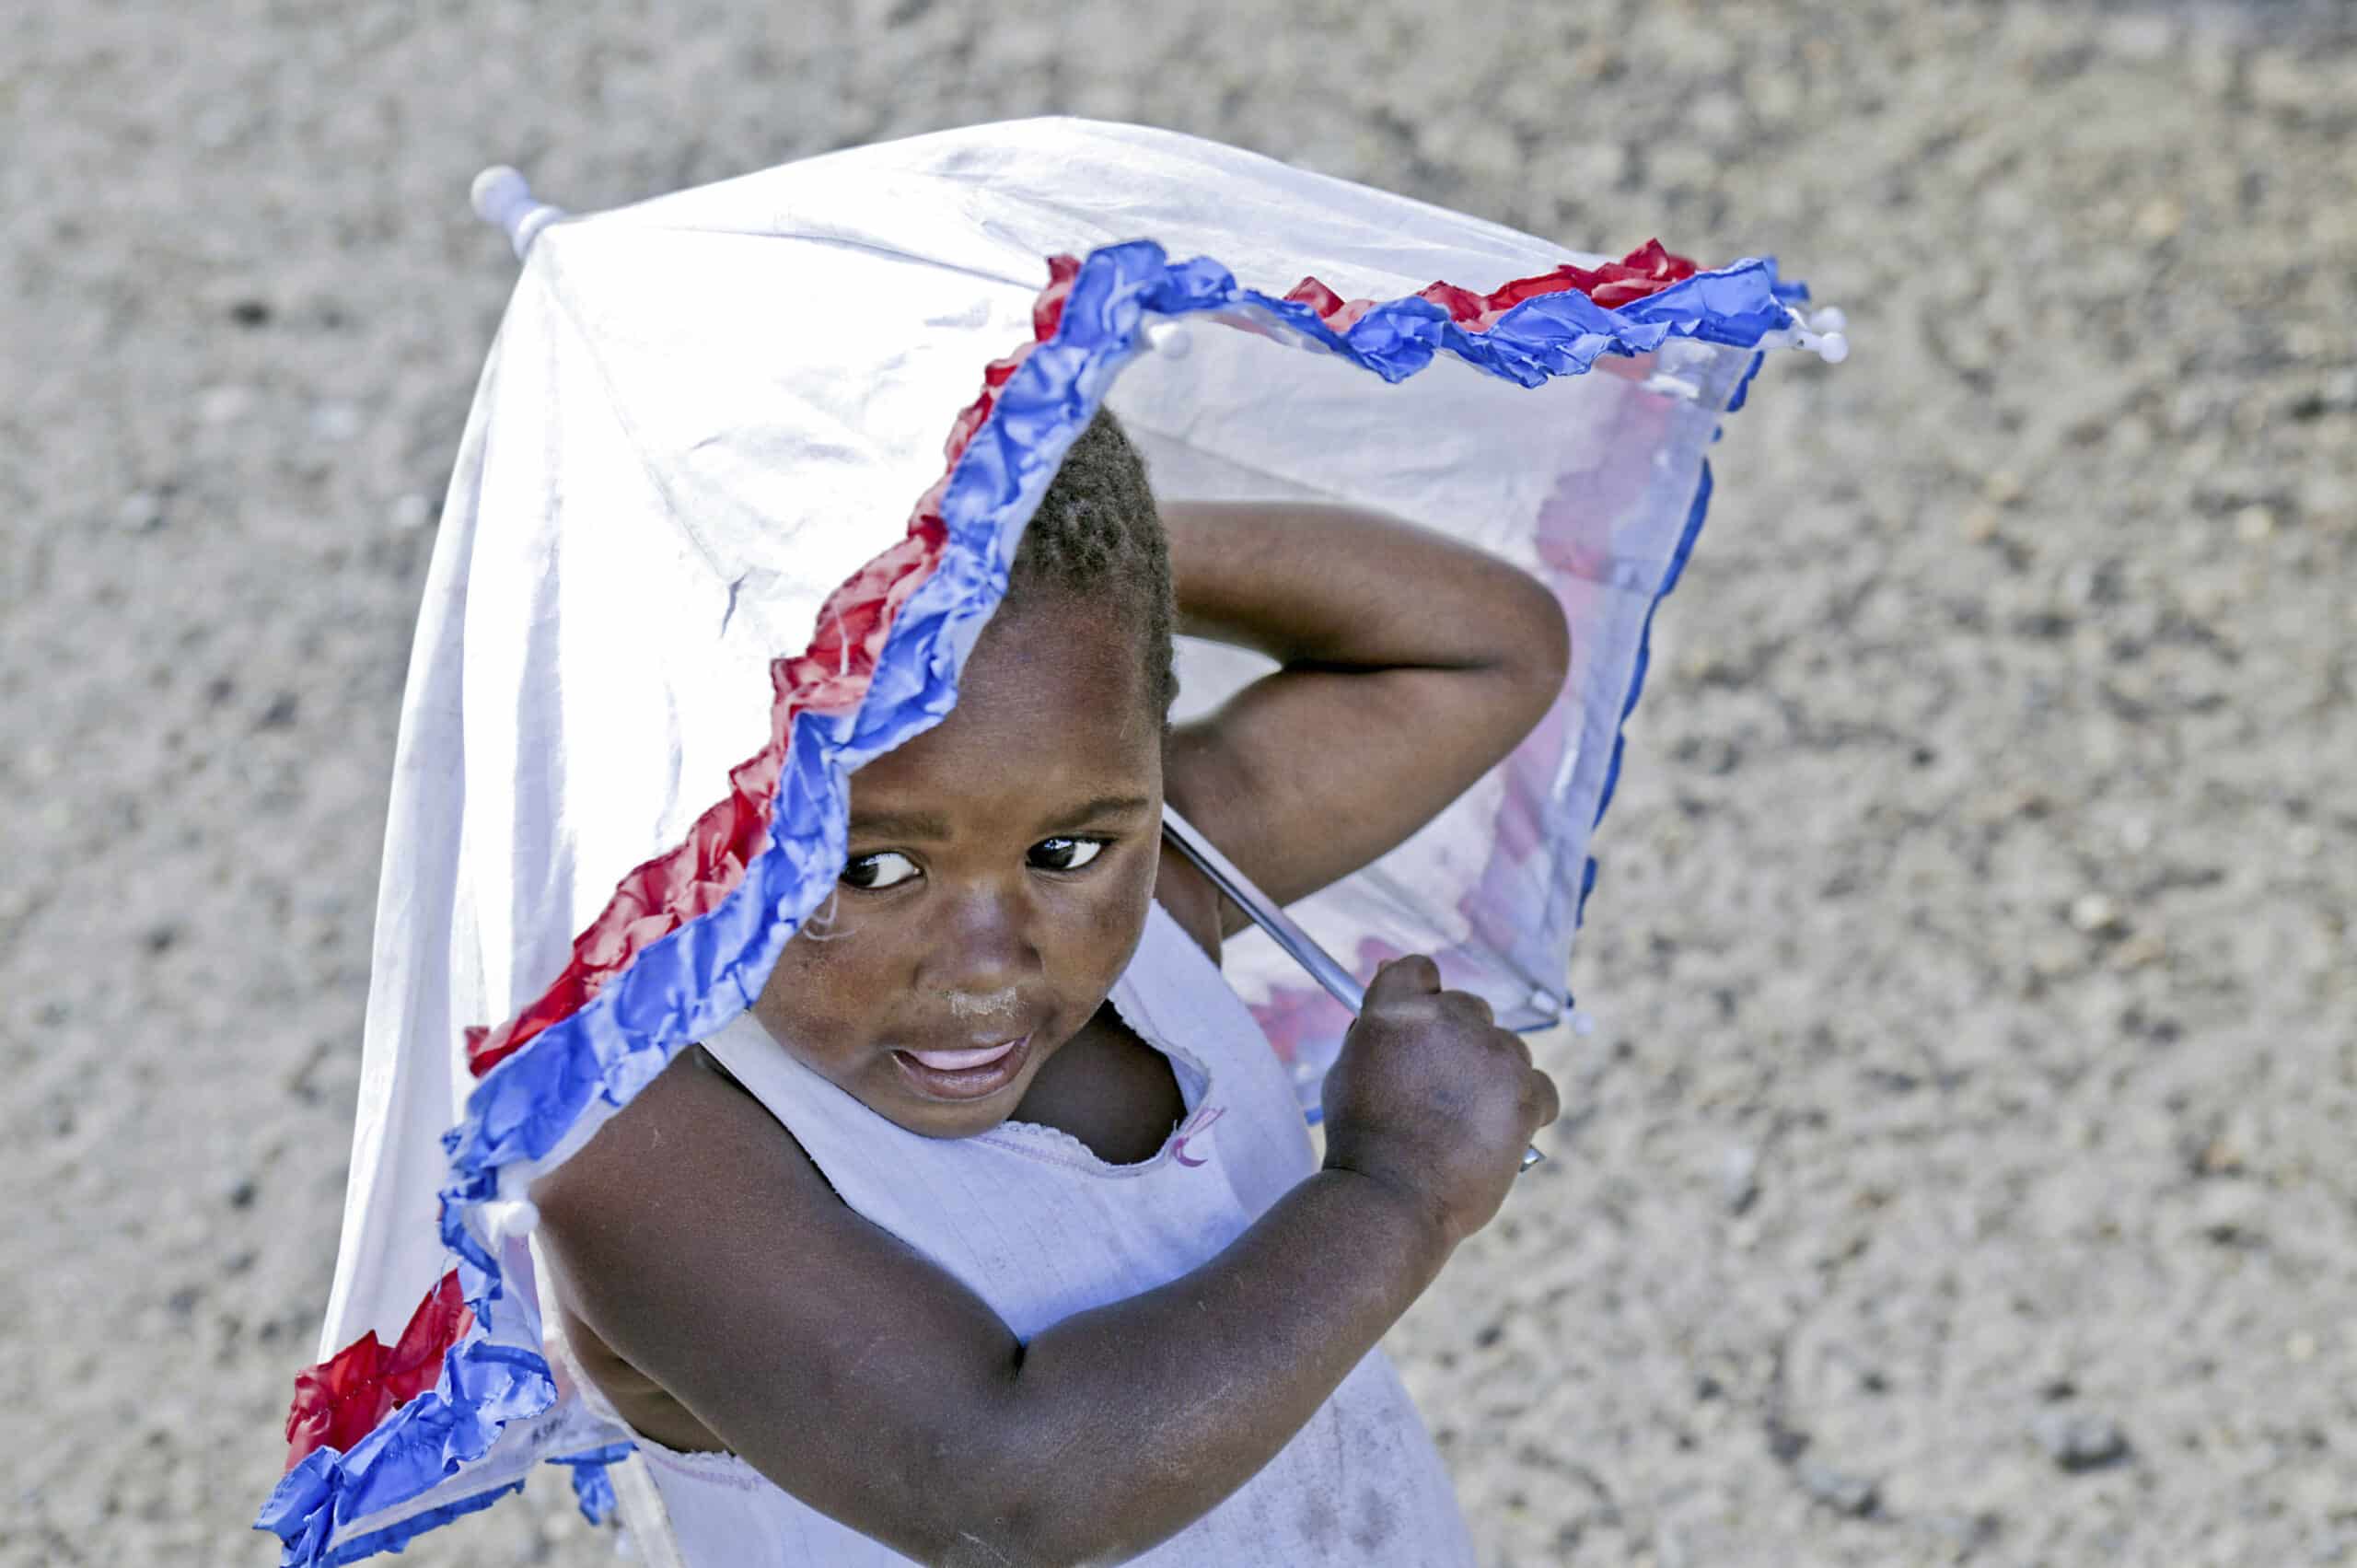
[258,238,1805,1565]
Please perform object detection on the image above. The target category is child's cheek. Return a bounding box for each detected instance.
[761,912,899,1062]
[1074,855,1157,992]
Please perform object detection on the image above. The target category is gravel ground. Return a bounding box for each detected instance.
[4,3,2352,1564]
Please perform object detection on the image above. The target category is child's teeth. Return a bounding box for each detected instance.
[908,1040,1017,1071]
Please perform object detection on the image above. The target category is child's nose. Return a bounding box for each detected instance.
[927,882,1039,993]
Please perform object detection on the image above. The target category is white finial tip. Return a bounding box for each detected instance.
[470,166,564,259]
[1817,332,1850,365]
[1807,307,1848,335]
[480,1198,541,1241]
[470,166,529,222]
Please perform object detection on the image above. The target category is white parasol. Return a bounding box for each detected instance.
[257,118,1840,1565]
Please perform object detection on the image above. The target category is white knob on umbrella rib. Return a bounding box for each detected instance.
[1144,319,1193,359]
[478,1198,541,1242]
[470,166,567,260]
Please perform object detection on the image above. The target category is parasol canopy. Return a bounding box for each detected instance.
[256,117,1838,1565]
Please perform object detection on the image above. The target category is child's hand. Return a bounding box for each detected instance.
[1318,956,1562,1251]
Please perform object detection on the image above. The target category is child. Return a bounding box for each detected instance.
[261,119,1815,1568]
[533,408,1567,1564]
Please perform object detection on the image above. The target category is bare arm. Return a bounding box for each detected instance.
[535,1029,1477,1567]
[1158,501,1571,933]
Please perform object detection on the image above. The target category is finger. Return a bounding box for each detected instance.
[1489,1025,1533,1068]
[1364,954,1442,1005]
[1441,989,1496,1028]
[1523,1068,1562,1131]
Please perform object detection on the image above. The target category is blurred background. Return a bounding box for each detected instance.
[4,2,2352,1563]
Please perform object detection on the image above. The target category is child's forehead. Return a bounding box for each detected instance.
[985,582,1162,702]
[856,593,1161,796]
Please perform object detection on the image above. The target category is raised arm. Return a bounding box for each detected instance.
[1157,500,1570,933]
[534,959,1555,1566]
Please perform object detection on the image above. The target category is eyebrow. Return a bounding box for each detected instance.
[846,795,1155,843]
[845,808,955,842]
[848,796,1150,843]
[1039,795,1155,832]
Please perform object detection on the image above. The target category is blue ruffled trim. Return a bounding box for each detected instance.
[1574,459,1717,931]
[259,237,1805,1564]
[255,1470,523,1568]
[321,1485,523,1566]
[1237,255,1798,387]
[257,1338,558,1566]
[548,1442,635,1526]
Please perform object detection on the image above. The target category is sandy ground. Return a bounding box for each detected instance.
[5,2,2353,1563]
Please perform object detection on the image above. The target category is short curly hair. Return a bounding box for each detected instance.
[1008,407,1178,716]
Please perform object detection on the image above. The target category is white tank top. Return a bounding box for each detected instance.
[608,900,1474,1565]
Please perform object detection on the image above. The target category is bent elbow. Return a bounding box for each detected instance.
[923,1512,1111,1568]
[925,1487,1151,1568]
[1533,583,1573,691]
[1502,574,1573,723]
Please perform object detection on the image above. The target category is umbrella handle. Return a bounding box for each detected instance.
[1160,806,1544,1175]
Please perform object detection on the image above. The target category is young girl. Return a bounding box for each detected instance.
[533,408,1567,1564]
[261,118,1814,1568]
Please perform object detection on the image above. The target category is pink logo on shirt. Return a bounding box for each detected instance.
[1169,1104,1226,1167]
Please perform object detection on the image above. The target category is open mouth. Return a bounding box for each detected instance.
[891,1033,1032,1101]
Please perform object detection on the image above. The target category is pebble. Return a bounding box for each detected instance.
[1926,1511,2005,1553]
[1797,1461,1879,1516]
[390,492,434,531]
[190,101,241,151]
[196,384,253,425]
[2194,1180,2265,1245]
[310,401,363,443]
[2194,1136,2245,1177]
[2031,1409,2130,1472]
[1720,1145,1760,1214]
[2069,892,2127,937]
[2100,14,2174,62]
[117,491,166,532]
[2235,505,2277,542]
[2133,195,2185,242]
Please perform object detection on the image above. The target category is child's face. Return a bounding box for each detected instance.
[749,588,1165,1139]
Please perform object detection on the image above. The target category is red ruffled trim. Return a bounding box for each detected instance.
[284,1271,471,1470]
[465,253,1082,1080]
[287,255,1088,1473]
[1283,238,1699,332]
[462,241,1675,1078]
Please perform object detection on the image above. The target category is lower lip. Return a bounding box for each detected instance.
[891,1034,1032,1102]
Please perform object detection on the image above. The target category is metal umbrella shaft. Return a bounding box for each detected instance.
[1160,806,1544,1174]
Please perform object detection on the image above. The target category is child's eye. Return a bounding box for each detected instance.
[841,851,921,890]
[1028,837,1106,873]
